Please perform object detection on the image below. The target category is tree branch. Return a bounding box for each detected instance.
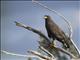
[39,46,55,58]
[1,50,35,58]
[28,50,54,60]
[15,21,51,44]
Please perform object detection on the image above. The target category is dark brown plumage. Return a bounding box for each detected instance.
[44,15,69,48]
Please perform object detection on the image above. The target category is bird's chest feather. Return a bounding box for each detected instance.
[46,20,56,31]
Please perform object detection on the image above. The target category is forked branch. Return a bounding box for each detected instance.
[14,21,76,58]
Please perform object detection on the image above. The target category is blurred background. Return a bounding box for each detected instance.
[1,1,80,60]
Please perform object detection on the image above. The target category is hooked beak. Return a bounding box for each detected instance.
[44,16,47,19]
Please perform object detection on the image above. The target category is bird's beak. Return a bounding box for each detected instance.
[44,16,47,19]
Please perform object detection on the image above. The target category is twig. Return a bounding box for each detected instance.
[1,50,35,58]
[39,46,55,58]
[54,47,76,58]
[69,39,80,58]
[28,50,54,60]
[71,39,80,55]
[1,50,50,60]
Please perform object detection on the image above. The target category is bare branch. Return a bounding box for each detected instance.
[54,47,77,58]
[39,46,55,58]
[15,21,51,44]
[28,50,54,60]
[1,50,36,58]
[1,50,50,60]
[68,39,80,58]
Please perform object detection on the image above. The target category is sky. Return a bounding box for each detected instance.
[1,1,80,60]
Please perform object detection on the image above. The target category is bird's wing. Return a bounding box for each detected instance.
[49,22,65,39]
[54,29,65,39]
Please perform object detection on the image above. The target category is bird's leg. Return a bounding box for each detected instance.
[49,38,56,49]
[61,40,69,50]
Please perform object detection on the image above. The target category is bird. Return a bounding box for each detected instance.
[44,15,70,49]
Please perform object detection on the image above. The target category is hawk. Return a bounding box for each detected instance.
[44,15,69,48]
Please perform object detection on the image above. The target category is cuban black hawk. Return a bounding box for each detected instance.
[44,15,69,48]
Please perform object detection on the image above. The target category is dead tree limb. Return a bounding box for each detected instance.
[14,21,76,59]
[15,21,51,44]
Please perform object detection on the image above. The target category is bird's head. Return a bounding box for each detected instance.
[44,15,50,20]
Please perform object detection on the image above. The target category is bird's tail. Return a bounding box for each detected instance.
[64,38,80,58]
